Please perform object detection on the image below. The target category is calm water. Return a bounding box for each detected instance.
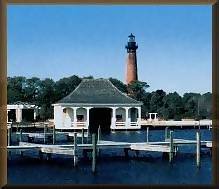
[8,129,212,185]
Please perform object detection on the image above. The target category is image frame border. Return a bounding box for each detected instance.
[0,0,218,188]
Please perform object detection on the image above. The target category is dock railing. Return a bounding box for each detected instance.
[72,121,87,128]
[115,121,126,127]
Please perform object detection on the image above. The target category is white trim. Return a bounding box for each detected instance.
[52,103,142,106]
[7,104,40,109]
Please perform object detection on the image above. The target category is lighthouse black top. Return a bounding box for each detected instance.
[57,79,142,105]
[125,33,138,53]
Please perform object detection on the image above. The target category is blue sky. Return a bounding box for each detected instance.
[7,5,212,95]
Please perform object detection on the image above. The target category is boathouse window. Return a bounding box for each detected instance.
[116,115,122,121]
[77,115,84,121]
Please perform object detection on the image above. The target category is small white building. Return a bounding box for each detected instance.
[7,101,40,122]
[53,79,143,131]
[148,113,158,121]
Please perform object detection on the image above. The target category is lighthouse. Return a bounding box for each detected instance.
[125,33,138,85]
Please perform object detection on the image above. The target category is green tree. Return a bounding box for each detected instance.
[149,90,166,113]
[37,78,56,120]
[22,77,41,103]
[127,80,149,101]
[7,76,26,103]
[109,77,127,93]
[182,93,201,119]
[141,92,152,118]
[203,92,212,119]
[197,92,212,119]
[54,75,82,101]
[161,92,183,120]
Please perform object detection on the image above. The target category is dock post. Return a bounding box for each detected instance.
[92,133,97,173]
[169,131,174,163]
[81,128,84,144]
[7,126,11,146]
[87,129,90,144]
[44,124,46,144]
[146,127,149,143]
[19,129,22,142]
[124,148,129,158]
[53,125,56,144]
[98,126,101,143]
[46,153,51,161]
[73,132,78,167]
[196,131,201,168]
[165,127,168,141]
[97,126,101,155]
[39,150,43,160]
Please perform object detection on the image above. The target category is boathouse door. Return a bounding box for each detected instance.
[89,108,112,133]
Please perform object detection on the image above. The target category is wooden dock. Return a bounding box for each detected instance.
[7,139,212,156]
[8,119,213,131]
[141,120,212,129]
[7,129,211,172]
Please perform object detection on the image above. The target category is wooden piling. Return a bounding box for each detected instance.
[98,126,101,143]
[73,132,78,167]
[19,129,23,155]
[124,148,129,158]
[81,128,84,144]
[19,129,23,142]
[46,153,51,161]
[39,150,43,160]
[174,146,178,156]
[146,127,149,143]
[97,126,101,155]
[92,133,96,173]
[135,150,139,157]
[87,129,90,144]
[196,131,201,168]
[165,127,168,141]
[44,124,46,144]
[53,126,56,144]
[169,130,174,163]
[7,126,11,146]
[20,150,23,157]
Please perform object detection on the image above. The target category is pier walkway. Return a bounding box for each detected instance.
[7,129,212,173]
[7,139,212,151]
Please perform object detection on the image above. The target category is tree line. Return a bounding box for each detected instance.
[7,75,212,121]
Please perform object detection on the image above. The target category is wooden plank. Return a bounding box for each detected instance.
[41,147,74,155]
[68,132,88,138]
[131,144,170,152]
[28,133,53,138]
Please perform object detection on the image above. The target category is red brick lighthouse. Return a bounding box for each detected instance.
[125,33,138,85]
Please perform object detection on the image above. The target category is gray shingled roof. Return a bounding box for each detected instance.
[57,79,142,105]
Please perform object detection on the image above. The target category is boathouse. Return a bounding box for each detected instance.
[53,79,142,132]
[7,101,40,122]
